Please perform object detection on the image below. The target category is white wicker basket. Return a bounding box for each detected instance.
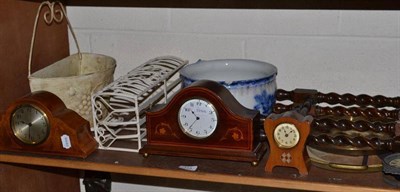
[28,1,116,126]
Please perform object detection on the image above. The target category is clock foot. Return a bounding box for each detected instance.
[251,161,259,166]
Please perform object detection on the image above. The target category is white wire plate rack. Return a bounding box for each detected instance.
[91,56,188,152]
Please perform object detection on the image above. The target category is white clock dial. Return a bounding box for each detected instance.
[273,123,300,148]
[178,99,218,139]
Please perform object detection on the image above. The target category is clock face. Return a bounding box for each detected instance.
[11,104,50,145]
[273,123,300,148]
[178,98,218,139]
[389,158,400,168]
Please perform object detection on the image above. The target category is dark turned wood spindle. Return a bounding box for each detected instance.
[315,92,400,108]
[311,118,398,135]
[276,89,318,104]
[309,135,400,152]
[272,103,294,114]
[275,89,294,101]
[276,89,400,108]
[315,106,400,120]
[275,104,400,120]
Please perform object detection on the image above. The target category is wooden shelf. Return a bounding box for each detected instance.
[0,149,398,192]
[64,0,400,10]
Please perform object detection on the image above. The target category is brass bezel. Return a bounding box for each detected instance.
[10,104,50,145]
[273,122,300,149]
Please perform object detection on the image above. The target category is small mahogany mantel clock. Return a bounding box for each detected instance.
[140,80,267,165]
[264,110,313,175]
[0,91,97,158]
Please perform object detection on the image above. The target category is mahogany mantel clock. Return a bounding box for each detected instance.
[0,91,97,158]
[140,80,267,165]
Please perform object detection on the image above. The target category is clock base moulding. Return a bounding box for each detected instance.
[140,141,268,165]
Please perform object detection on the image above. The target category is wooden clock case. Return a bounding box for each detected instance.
[0,91,97,158]
[140,80,267,164]
[264,110,313,175]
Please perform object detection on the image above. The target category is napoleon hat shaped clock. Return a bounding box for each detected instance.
[0,91,97,158]
[140,80,267,165]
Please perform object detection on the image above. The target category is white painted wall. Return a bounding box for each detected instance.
[66,7,400,191]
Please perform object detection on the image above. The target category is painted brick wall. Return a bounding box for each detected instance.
[66,7,400,191]
[67,7,399,97]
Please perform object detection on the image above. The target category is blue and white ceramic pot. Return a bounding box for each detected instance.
[179,59,277,116]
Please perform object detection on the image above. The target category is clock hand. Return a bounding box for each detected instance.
[188,115,201,128]
[191,110,199,118]
[283,129,289,137]
[28,122,32,141]
[188,110,202,128]
[21,119,34,141]
[20,120,33,127]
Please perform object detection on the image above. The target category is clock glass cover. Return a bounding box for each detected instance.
[273,123,300,148]
[178,98,218,139]
[11,104,50,145]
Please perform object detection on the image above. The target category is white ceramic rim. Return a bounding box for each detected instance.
[180,59,277,87]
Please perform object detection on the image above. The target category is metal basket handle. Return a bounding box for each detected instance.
[28,1,81,77]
